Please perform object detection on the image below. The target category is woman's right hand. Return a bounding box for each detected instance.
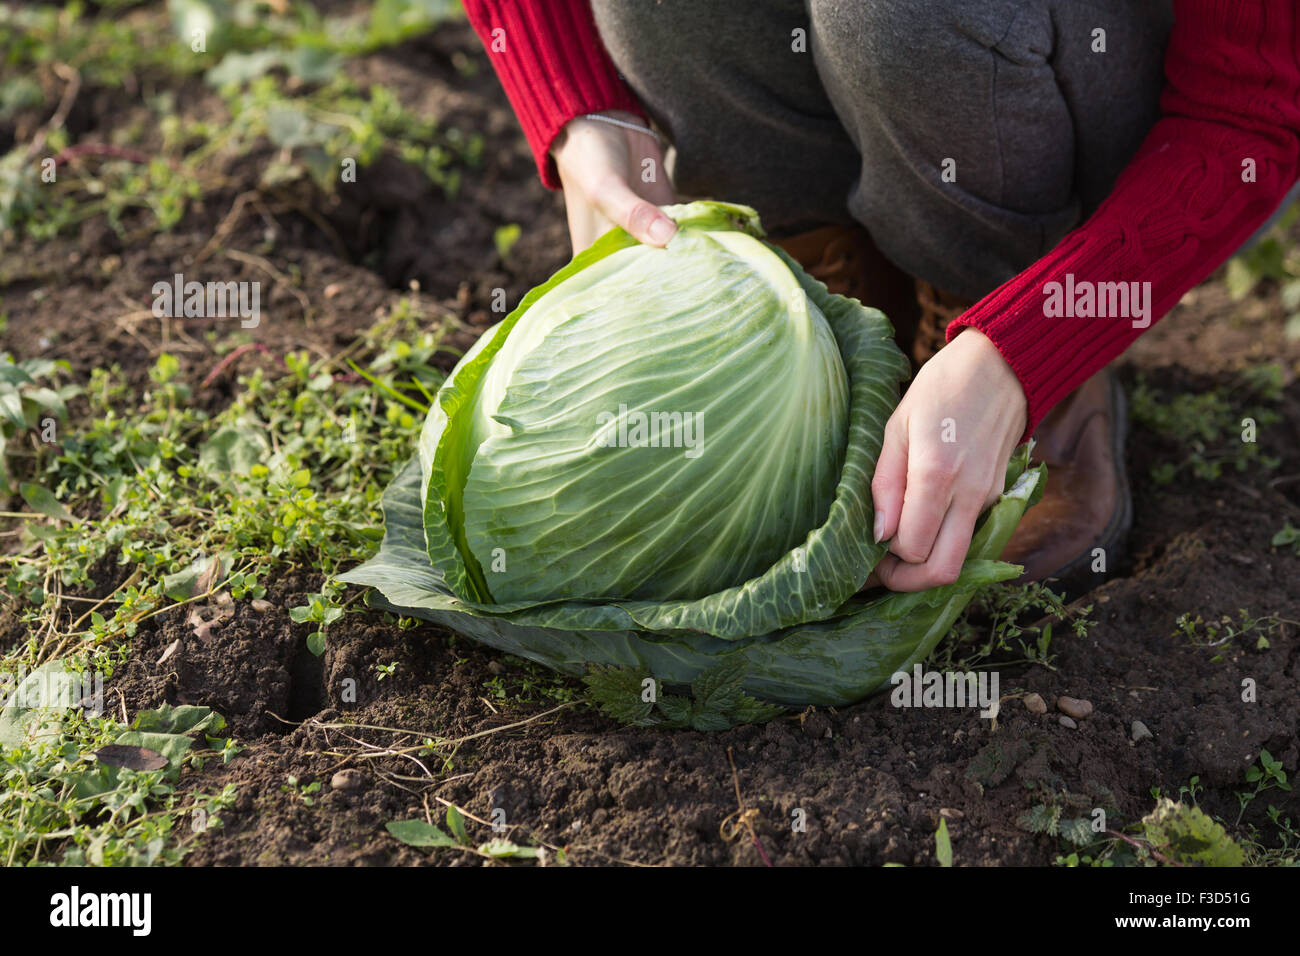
[551,110,678,255]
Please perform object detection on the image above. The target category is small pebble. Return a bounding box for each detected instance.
[1023,693,1047,714]
[939,807,965,820]
[1131,720,1153,743]
[1059,716,1078,730]
[251,599,273,612]
[331,769,365,792]
[1057,696,1093,720]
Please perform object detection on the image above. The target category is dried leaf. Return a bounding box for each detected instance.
[157,638,182,667]
[94,744,168,771]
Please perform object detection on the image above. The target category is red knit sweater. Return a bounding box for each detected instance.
[464,0,1300,436]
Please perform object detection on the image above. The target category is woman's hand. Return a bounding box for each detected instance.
[870,328,1028,591]
[551,110,677,255]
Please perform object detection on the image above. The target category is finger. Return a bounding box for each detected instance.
[872,552,903,588]
[590,175,677,247]
[563,199,610,256]
[982,478,1002,512]
[643,174,676,206]
[876,492,983,592]
[870,412,909,544]
[984,430,1025,509]
[890,451,957,564]
[980,436,1025,510]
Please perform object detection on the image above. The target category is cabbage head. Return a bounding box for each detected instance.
[339,201,1044,711]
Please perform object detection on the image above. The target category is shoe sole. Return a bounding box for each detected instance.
[1039,371,1134,599]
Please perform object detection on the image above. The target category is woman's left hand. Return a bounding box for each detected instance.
[869,328,1028,591]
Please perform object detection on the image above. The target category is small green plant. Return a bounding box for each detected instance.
[1272,520,1300,556]
[933,581,1092,673]
[386,804,563,864]
[1019,802,1098,849]
[1173,609,1285,657]
[0,354,80,494]
[289,583,348,656]
[374,661,398,681]
[1240,806,1300,866]
[583,662,786,731]
[1224,203,1300,341]
[1021,782,1127,865]
[935,818,953,867]
[481,658,578,708]
[1235,749,1292,825]
[1130,367,1282,484]
[493,222,522,260]
[281,775,322,807]
[214,736,244,764]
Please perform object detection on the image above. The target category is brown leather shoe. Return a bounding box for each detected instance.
[769,225,918,349]
[1002,369,1132,593]
[912,280,1132,594]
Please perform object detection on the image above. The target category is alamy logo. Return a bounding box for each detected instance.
[595,404,704,459]
[151,273,260,328]
[1042,273,1151,328]
[889,664,1000,718]
[0,665,104,718]
[49,887,151,936]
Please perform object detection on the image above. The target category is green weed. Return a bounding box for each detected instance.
[1173,608,1288,657]
[1235,748,1292,826]
[1129,366,1283,485]
[0,697,238,866]
[931,581,1092,673]
[1272,520,1300,556]
[0,314,452,864]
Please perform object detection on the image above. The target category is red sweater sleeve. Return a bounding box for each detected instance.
[463,0,646,189]
[948,0,1300,438]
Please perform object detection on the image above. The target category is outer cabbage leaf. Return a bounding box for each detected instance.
[339,451,1044,706]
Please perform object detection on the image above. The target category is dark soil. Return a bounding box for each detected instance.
[2,19,1298,867]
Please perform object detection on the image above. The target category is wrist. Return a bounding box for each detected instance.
[958,327,1023,388]
[553,110,648,151]
[588,109,647,127]
[955,327,1028,428]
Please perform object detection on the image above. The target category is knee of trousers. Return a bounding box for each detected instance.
[809,0,1044,96]
[809,0,1169,210]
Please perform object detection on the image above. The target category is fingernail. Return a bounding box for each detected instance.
[873,513,885,543]
[647,217,675,245]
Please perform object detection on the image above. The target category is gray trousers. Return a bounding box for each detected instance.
[591,0,1174,300]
